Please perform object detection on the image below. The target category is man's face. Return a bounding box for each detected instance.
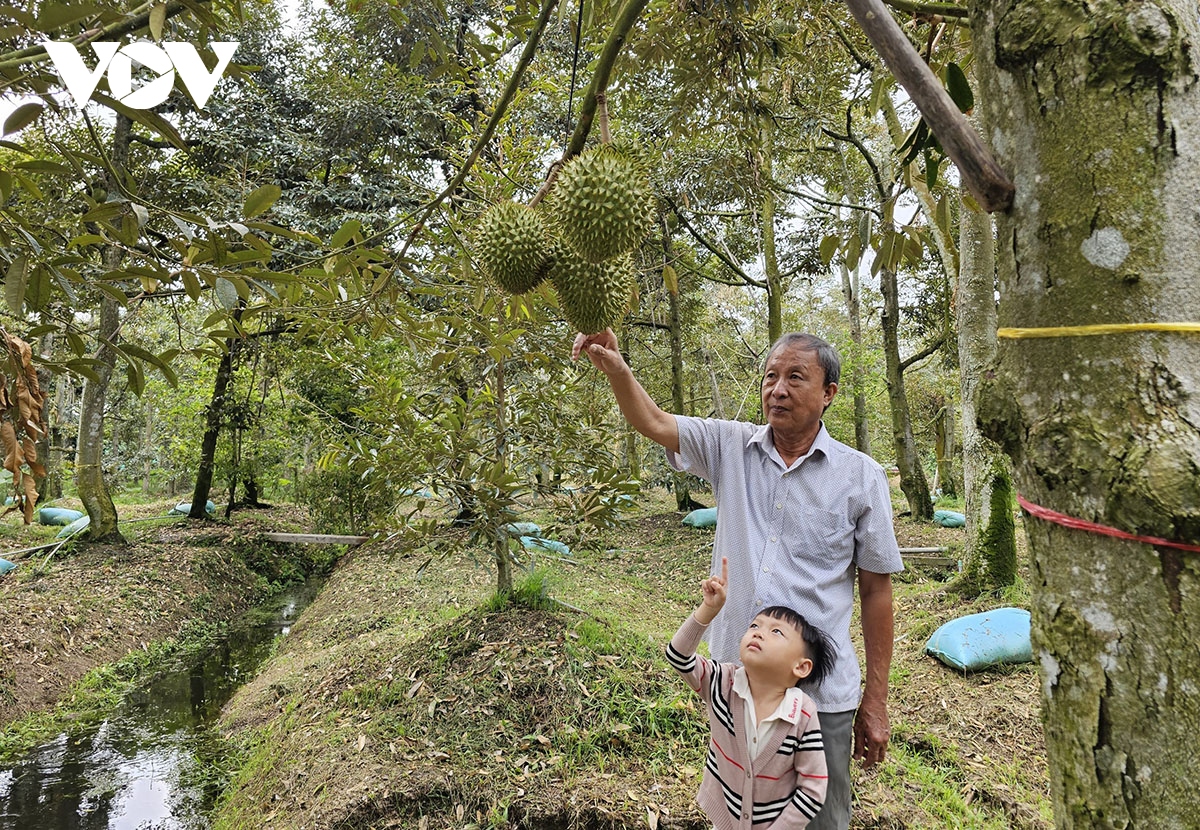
[761,346,836,438]
[738,613,812,680]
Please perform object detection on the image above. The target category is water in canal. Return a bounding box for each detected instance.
[0,578,324,829]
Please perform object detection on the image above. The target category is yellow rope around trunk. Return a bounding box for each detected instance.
[998,322,1200,339]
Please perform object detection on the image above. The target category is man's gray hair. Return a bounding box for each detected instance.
[765,333,841,386]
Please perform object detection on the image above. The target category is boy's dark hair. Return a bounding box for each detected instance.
[759,605,837,689]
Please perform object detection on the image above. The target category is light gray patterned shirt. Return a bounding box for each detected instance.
[668,416,903,712]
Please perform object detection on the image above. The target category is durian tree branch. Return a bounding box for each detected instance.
[563,0,653,159]
[397,0,561,258]
[0,0,191,72]
[842,0,1013,212]
[665,197,766,289]
[880,0,967,19]
[773,183,882,219]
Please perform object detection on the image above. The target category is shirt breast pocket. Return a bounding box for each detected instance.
[796,504,854,555]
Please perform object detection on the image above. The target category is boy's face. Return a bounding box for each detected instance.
[739,613,814,683]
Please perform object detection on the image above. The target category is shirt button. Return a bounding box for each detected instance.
[770,536,777,542]
[756,599,763,606]
[762,566,770,573]
[775,502,783,509]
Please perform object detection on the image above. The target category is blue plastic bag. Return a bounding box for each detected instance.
[682,507,717,528]
[925,607,1032,671]
[934,509,966,528]
[504,522,542,537]
[36,507,85,526]
[0,558,15,575]
[56,515,91,538]
[519,535,570,556]
[168,501,216,516]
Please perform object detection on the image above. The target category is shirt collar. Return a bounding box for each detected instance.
[746,422,832,467]
[731,668,806,725]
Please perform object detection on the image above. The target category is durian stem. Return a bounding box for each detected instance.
[596,93,612,144]
[529,160,564,208]
[563,0,651,160]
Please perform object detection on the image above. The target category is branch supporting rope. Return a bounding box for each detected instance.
[566,0,586,143]
[998,322,1200,339]
[1018,495,1200,554]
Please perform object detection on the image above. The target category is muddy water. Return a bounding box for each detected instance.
[0,578,323,829]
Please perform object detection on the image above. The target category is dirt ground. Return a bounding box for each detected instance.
[0,497,1051,829]
[0,505,309,729]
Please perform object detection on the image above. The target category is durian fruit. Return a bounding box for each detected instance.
[550,146,654,264]
[472,201,553,294]
[549,241,634,334]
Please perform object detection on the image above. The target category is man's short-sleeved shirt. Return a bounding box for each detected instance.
[668,416,903,712]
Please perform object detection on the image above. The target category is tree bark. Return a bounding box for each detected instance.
[840,261,871,455]
[759,118,783,345]
[190,307,243,519]
[956,189,1016,592]
[664,216,699,511]
[75,113,131,544]
[880,265,933,520]
[971,1,1200,824]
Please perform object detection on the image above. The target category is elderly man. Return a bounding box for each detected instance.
[573,329,902,830]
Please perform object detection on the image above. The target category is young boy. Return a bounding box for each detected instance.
[667,557,836,829]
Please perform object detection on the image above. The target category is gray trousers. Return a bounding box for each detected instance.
[807,709,855,830]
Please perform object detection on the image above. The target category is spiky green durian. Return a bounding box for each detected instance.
[472,201,552,294]
[550,146,654,264]
[548,242,634,334]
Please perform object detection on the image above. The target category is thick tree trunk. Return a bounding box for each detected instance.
[880,265,933,520]
[971,1,1200,825]
[956,191,1016,592]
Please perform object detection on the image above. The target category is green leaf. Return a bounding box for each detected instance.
[149,2,166,40]
[91,92,188,150]
[25,265,50,312]
[124,359,145,396]
[935,196,952,241]
[36,3,95,31]
[15,160,69,174]
[331,218,361,249]
[818,234,841,267]
[65,358,101,383]
[181,270,203,300]
[243,184,282,218]
[945,62,974,114]
[5,255,28,314]
[3,102,43,136]
[0,170,10,203]
[844,233,862,272]
[93,281,130,305]
[214,277,240,309]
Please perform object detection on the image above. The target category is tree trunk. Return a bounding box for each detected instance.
[664,216,698,511]
[141,404,153,497]
[76,113,131,544]
[493,349,512,595]
[840,261,871,455]
[191,309,243,519]
[933,400,957,499]
[76,296,124,542]
[880,265,933,519]
[759,119,783,345]
[956,189,1016,593]
[971,2,1200,824]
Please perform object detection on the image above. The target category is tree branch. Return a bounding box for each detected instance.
[0,1,191,72]
[664,197,766,289]
[774,182,882,218]
[563,0,653,159]
[823,108,888,201]
[900,328,949,371]
[843,0,1014,211]
[881,0,968,20]
[396,0,560,259]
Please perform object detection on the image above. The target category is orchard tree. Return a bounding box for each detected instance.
[967,0,1200,824]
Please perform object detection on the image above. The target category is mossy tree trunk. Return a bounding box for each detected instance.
[840,260,871,455]
[957,196,1016,593]
[971,1,1200,824]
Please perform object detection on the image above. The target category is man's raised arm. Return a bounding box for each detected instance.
[572,329,680,454]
